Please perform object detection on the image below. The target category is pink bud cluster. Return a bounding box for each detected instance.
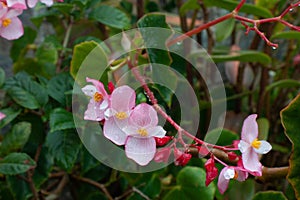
[0,0,63,40]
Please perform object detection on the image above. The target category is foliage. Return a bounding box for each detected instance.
[0,0,299,199]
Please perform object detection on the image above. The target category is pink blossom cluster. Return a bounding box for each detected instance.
[205,114,272,194]
[0,0,63,40]
[0,112,5,120]
[82,78,167,166]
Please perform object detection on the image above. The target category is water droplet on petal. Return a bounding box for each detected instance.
[176,41,182,45]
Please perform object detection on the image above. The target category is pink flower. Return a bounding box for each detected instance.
[82,77,109,121]
[5,0,27,9]
[0,112,5,121]
[238,114,272,176]
[27,0,53,8]
[217,166,248,194]
[154,147,171,163]
[0,3,23,40]
[123,103,166,165]
[103,85,136,145]
[204,157,218,186]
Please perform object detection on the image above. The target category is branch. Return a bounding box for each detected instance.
[71,175,113,200]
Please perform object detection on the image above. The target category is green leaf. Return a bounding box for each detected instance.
[252,191,287,200]
[281,94,300,199]
[205,128,239,146]
[257,118,269,140]
[179,0,200,16]
[7,175,32,200]
[10,27,37,62]
[265,79,300,93]
[215,18,235,42]
[0,107,22,128]
[70,41,108,80]
[137,14,172,65]
[211,50,271,64]
[0,122,31,156]
[271,31,300,41]
[49,108,75,132]
[47,73,74,106]
[203,0,273,18]
[5,72,49,107]
[227,179,255,200]
[46,130,81,171]
[7,86,40,109]
[0,67,5,87]
[164,167,215,200]
[89,5,130,29]
[0,153,35,175]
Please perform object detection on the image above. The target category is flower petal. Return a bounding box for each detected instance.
[0,17,23,40]
[0,112,5,121]
[82,85,96,97]
[27,0,38,8]
[40,0,53,6]
[147,126,166,138]
[6,0,27,9]
[86,77,108,96]
[100,99,109,110]
[122,125,139,136]
[125,137,156,166]
[242,148,262,176]
[103,117,127,145]
[253,140,272,154]
[238,140,250,153]
[236,169,248,182]
[129,103,158,127]
[84,100,105,121]
[218,167,231,194]
[111,85,135,112]
[241,114,258,143]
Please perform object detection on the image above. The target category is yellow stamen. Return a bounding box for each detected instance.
[233,171,239,179]
[2,18,11,27]
[93,92,103,102]
[115,112,127,120]
[138,128,148,137]
[251,138,261,149]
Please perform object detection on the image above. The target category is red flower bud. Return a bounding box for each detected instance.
[154,147,171,163]
[155,136,172,146]
[108,82,115,94]
[174,148,192,166]
[196,146,210,157]
[204,157,218,186]
[227,152,238,161]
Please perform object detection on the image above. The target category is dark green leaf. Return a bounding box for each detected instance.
[211,50,271,64]
[281,94,300,199]
[0,107,22,128]
[47,73,74,106]
[0,122,31,156]
[0,67,5,87]
[70,41,107,80]
[49,108,75,132]
[203,0,273,18]
[179,0,200,16]
[164,167,215,200]
[205,128,239,146]
[0,153,35,175]
[7,86,40,109]
[257,118,269,140]
[90,5,130,29]
[5,72,49,107]
[137,14,172,65]
[215,18,235,42]
[46,130,81,171]
[252,191,287,200]
[7,175,32,200]
[266,79,300,93]
[271,31,300,41]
